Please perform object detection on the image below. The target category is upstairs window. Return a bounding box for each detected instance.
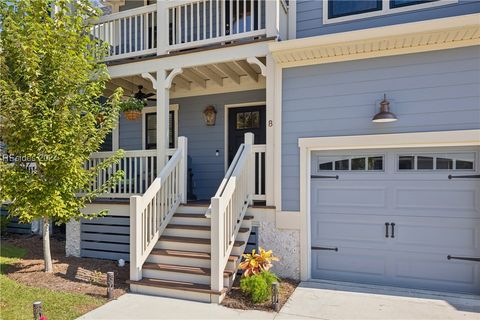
[325,0,454,24]
[328,1,382,19]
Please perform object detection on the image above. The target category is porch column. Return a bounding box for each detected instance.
[156,69,169,170]
[265,54,276,206]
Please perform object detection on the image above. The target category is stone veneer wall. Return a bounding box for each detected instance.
[257,222,300,280]
[66,219,81,257]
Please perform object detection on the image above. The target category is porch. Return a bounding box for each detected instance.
[93,0,288,62]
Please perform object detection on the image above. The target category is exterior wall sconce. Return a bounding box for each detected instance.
[372,94,398,123]
[203,106,217,126]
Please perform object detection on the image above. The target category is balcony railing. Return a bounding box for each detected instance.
[92,0,270,61]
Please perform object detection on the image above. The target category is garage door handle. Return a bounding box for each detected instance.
[448,174,480,179]
[311,175,339,180]
[312,246,338,252]
[385,222,390,238]
[390,223,395,238]
[447,255,480,262]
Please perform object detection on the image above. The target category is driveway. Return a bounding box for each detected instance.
[79,281,480,320]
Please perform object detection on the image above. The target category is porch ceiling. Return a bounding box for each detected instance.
[104,58,266,99]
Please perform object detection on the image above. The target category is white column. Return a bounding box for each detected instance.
[157,1,168,55]
[129,195,142,281]
[265,0,279,38]
[156,69,169,171]
[178,136,188,204]
[244,132,255,205]
[265,54,275,206]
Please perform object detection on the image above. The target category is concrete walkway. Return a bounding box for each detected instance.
[79,281,480,320]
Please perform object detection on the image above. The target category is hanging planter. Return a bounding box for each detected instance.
[119,96,145,121]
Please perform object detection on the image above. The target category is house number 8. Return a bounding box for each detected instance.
[268,120,273,127]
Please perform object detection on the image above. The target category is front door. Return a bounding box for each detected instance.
[228,106,266,164]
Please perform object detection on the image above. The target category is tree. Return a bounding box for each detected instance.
[0,0,124,272]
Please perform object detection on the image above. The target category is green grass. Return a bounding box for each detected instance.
[0,244,105,320]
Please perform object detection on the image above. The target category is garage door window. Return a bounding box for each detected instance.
[318,155,384,172]
[398,153,475,171]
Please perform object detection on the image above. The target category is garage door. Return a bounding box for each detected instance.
[310,146,480,294]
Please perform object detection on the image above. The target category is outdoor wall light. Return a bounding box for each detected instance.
[203,106,217,126]
[372,94,397,123]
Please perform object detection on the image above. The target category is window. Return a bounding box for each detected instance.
[325,0,454,24]
[145,110,176,150]
[390,0,438,9]
[236,111,260,130]
[397,153,475,171]
[328,0,382,19]
[318,155,384,172]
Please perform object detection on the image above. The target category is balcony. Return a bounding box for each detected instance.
[92,0,286,62]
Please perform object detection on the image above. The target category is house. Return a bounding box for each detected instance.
[65,0,480,302]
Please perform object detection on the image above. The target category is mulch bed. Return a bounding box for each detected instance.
[222,276,299,312]
[2,234,129,299]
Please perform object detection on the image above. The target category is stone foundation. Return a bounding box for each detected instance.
[257,222,300,280]
[66,219,81,257]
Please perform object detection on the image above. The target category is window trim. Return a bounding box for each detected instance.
[141,104,179,150]
[323,0,457,25]
[315,154,386,173]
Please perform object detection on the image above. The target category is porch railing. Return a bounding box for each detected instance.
[130,137,188,281]
[252,144,265,201]
[86,148,176,198]
[92,4,157,61]
[210,132,254,292]
[166,0,266,51]
[92,0,269,61]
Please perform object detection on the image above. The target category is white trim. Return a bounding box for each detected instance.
[165,68,183,89]
[223,101,267,173]
[141,104,179,150]
[112,120,119,151]
[246,57,267,77]
[272,60,283,212]
[298,129,480,281]
[323,0,458,25]
[287,0,296,40]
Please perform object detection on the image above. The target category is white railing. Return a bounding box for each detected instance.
[166,0,267,51]
[252,144,266,201]
[92,4,157,61]
[210,133,254,292]
[130,137,188,281]
[86,148,176,198]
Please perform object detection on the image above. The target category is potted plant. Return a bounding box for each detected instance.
[119,96,145,120]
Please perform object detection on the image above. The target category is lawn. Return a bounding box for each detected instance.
[0,243,105,320]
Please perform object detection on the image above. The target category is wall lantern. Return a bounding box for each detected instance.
[203,106,217,126]
[372,94,397,123]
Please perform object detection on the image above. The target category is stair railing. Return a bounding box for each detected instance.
[130,136,188,281]
[210,133,254,292]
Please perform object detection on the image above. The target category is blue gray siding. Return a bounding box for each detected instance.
[282,46,480,211]
[297,0,480,38]
[172,90,265,200]
[116,90,265,200]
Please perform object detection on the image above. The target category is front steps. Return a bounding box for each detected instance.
[128,204,253,303]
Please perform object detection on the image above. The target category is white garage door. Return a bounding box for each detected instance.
[310,146,480,295]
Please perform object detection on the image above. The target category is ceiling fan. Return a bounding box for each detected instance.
[133,85,156,101]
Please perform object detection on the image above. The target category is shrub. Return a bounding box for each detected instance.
[240,271,279,303]
[239,247,279,277]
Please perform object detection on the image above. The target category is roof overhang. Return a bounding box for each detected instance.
[270,13,480,68]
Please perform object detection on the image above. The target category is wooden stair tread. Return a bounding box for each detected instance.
[166,224,249,233]
[151,249,240,262]
[160,235,245,247]
[174,213,208,219]
[127,278,227,295]
[143,263,235,276]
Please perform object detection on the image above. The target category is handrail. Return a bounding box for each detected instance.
[210,133,254,292]
[130,137,188,281]
[95,4,157,23]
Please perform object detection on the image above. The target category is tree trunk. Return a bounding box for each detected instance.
[43,216,53,273]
